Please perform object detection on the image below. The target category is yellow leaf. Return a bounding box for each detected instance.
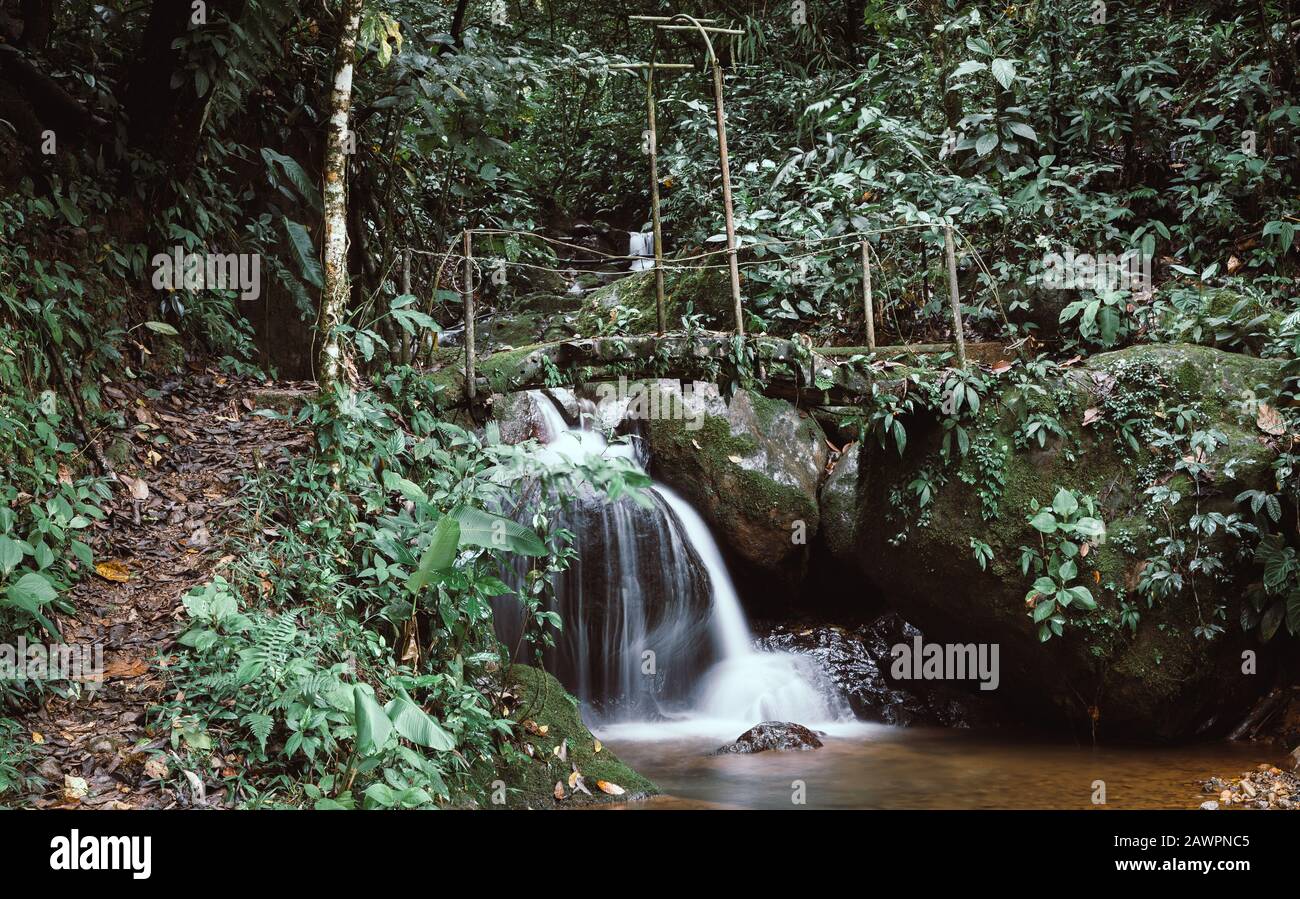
[568,769,579,788]
[30,731,43,744]
[593,738,602,753]
[596,780,626,796]
[94,560,131,583]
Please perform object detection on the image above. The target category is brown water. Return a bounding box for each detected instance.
[598,722,1278,810]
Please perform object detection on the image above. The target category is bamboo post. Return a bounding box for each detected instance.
[401,248,412,364]
[861,241,875,351]
[463,230,476,400]
[645,72,666,334]
[612,59,693,334]
[647,15,745,336]
[944,224,967,368]
[712,58,743,336]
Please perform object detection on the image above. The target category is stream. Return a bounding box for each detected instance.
[597,723,1276,810]
[499,389,1278,810]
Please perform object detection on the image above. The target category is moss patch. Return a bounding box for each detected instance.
[492,665,656,809]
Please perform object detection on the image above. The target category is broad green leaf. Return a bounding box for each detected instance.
[975,131,999,157]
[1070,586,1098,610]
[385,689,455,751]
[5,571,56,609]
[0,535,23,575]
[1032,598,1057,622]
[407,516,460,594]
[282,217,323,289]
[353,685,393,755]
[1029,510,1057,533]
[261,148,322,212]
[381,470,427,503]
[451,506,545,556]
[144,321,179,336]
[1072,517,1106,539]
[990,58,1016,89]
[1051,488,1078,518]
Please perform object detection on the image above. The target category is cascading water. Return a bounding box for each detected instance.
[628,232,654,271]
[494,390,845,734]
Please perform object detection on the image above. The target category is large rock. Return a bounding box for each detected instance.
[819,445,860,567]
[644,386,828,591]
[843,344,1285,741]
[757,615,1003,727]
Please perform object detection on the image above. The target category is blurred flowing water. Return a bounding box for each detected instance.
[493,391,844,727]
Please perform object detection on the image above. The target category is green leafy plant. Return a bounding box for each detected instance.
[1022,488,1106,641]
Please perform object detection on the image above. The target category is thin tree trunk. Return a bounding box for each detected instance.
[318,0,364,388]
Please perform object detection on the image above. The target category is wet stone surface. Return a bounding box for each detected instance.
[755,613,1003,728]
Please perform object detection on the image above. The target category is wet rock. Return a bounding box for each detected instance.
[1199,800,1219,810]
[756,614,1001,727]
[715,721,824,754]
[847,344,1286,740]
[645,388,828,588]
[1198,764,1300,810]
[818,444,860,567]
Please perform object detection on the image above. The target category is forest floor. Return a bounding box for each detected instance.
[17,369,310,809]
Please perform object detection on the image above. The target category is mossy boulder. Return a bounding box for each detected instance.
[573,266,734,335]
[645,387,828,592]
[843,344,1284,741]
[493,665,656,808]
[819,445,861,567]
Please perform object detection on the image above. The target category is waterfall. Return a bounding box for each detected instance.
[628,232,654,271]
[496,391,844,730]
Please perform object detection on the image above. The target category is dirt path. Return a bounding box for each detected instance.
[20,370,309,809]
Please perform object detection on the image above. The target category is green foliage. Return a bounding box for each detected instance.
[1021,488,1105,641]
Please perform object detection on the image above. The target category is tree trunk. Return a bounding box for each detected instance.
[318,0,364,389]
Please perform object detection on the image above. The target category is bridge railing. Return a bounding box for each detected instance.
[398,221,1001,401]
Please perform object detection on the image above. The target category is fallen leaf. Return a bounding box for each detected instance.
[553,781,565,801]
[593,738,602,753]
[30,731,43,744]
[121,474,150,500]
[553,738,567,762]
[990,360,1013,374]
[94,560,131,583]
[64,774,89,802]
[596,780,625,796]
[1082,407,1102,426]
[1256,403,1286,436]
[727,454,743,465]
[104,656,150,679]
[143,757,169,780]
[181,769,206,805]
[567,768,580,788]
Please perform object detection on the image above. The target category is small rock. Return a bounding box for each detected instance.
[715,721,824,754]
[1200,800,1219,811]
